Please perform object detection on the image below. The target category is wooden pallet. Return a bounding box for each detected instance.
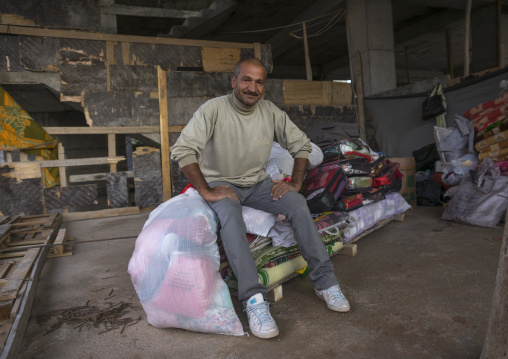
[0,213,62,359]
[266,213,405,301]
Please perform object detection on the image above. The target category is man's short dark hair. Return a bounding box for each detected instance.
[233,58,266,78]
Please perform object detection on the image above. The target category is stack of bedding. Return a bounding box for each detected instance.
[220,140,412,289]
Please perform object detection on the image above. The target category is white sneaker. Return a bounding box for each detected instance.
[315,285,350,312]
[244,294,279,339]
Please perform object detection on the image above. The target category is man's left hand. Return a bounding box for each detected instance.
[271,180,300,201]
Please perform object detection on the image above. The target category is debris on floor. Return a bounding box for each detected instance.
[34,301,141,334]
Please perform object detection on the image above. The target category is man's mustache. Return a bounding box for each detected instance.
[243,90,259,96]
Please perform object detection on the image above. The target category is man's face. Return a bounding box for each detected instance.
[231,62,266,106]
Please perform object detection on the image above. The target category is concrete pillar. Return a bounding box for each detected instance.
[346,0,396,97]
[471,5,498,73]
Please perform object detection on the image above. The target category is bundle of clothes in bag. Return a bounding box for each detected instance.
[440,85,508,228]
[128,128,411,335]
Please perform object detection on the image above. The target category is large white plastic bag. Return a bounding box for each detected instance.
[128,189,244,335]
[442,157,508,228]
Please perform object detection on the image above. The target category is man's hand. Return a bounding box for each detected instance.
[271,180,300,201]
[202,185,240,203]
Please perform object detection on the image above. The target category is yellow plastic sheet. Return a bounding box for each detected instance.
[0,85,59,187]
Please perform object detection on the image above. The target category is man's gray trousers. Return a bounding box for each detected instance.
[207,177,339,304]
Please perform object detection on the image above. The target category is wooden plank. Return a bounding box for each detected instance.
[69,171,134,183]
[0,25,255,49]
[0,248,39,303]
[108,134,117,173]
[267,285,283,303]
[0,227,12,248]
[0,163,41,180]
[62,207,140,221]
[0,219,9,226]
[106,41,115,92]
[282,80,352,106]
[0,225,58,359]
[11,221,45,228]
[57,143,67,187]
[253,43,262,60]
[6,157,126,168]
[44,185,98,210]
[43,126,159,135]
[339,243,357,257]
[9,281,28,322]
[0,264,13,281]
[52,229,66,255]
[303,22,312,81]
[158,66,171,202]
[202,47,241,72]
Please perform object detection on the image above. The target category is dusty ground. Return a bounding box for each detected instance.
[17,206,503,359]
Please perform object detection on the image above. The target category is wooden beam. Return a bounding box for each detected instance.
[69,171,134,183]
[0,249,39,303]
[158,66,171,202]
[3,157,125,168]
[0,25,255,49]
[52,229,66,256]
[100,4,200,18]
[108,134,117,173]
[0,226,58,358]
[57,143,67,187]
[62,207,140,221]
[303,22,312,81]
[253,43,262,60]
[43,126,184,135]
[43,126,159,135]
[464,0,472,77]
[106,41,115,92]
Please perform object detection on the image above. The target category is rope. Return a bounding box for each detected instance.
[221,8,344,34]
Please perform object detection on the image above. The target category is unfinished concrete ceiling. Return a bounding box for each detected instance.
[101,0,508,83]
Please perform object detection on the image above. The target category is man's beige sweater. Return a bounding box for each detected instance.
[171,92,311,187]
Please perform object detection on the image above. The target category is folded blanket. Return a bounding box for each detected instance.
[343,192,411,242]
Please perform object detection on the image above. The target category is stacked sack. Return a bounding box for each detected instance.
[440,86,508,228]
[464,90,508,172]
[299,139,403,215]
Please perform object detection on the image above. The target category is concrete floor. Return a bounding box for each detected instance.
[17,206,503,359]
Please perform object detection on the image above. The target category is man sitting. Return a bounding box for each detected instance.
[171,58,350,339]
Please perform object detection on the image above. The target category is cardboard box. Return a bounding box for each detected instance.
[388,157,416,207]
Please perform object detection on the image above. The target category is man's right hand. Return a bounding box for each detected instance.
[202,185,240,203]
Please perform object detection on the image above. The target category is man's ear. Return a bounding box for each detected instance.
[231,75,236,89]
